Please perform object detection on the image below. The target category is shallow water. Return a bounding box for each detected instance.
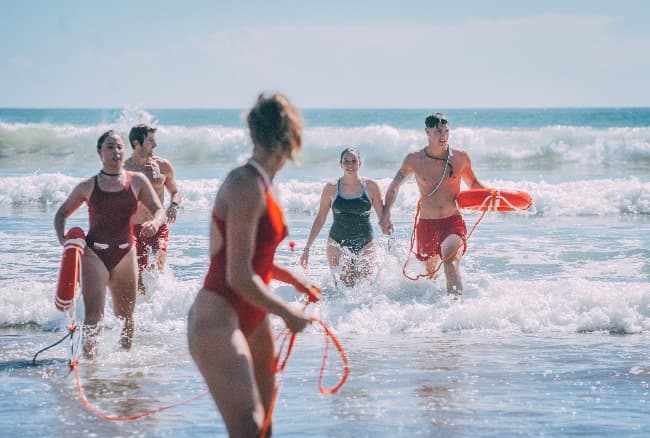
[1,107,649,435]
[3,328,649,436]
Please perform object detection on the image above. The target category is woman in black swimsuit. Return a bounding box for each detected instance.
[300,148,384,287]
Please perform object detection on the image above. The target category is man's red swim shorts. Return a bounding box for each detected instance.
[415,214,467,261]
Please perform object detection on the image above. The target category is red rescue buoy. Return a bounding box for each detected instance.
[55,227,86,311]
[456,188,533,212]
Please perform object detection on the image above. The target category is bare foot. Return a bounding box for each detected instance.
[447,285,462,298]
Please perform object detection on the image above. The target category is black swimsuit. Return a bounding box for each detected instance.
[328,179,373,254]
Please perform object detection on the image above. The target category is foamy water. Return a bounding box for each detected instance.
[1,107,649,436]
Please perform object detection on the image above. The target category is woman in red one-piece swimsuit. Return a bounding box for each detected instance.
[54,130,165,358]
[187,94,317,437]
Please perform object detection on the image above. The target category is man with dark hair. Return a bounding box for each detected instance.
[125,124,181,292]
[380,112,485,295]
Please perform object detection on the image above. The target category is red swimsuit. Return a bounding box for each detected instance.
[203,164,288,336]
[86,174,138,270]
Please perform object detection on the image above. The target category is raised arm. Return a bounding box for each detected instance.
[379,156,414,234]
[54,180,91,245]
[300,182,335,268]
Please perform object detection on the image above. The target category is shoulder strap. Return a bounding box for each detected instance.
[246,160,270,191]
[90,175,99,195]
[124,171,132,190]
[361,178,368,196]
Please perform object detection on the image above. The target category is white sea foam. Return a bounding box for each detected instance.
[6,261,647,337]
[2,109,649,436]
[1,173,648,216]
[1,121,649,171]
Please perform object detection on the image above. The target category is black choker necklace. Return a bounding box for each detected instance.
[423,146,447,161]
[100,169,122,177]
[423,145,454,178]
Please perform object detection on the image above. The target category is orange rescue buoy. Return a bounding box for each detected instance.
[456,188,533,212]
[55,227,86,311]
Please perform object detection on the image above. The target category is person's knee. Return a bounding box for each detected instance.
[156,251,166,270]
[84,309,104,325]
[341,275,356,288]
[443,256,459,268]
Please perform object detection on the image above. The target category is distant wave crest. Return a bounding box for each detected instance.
[1,174,648,217]
[1,121,649,170]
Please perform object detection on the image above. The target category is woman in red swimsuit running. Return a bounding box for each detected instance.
[187,94,316,437]
[54,130,165,358]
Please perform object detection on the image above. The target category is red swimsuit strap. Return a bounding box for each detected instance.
[93,172,132,192]
[246,161,271,191]
[210,164,269,227]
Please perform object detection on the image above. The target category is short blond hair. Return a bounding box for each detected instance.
[247,93,303,159]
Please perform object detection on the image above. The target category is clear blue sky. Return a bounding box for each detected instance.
[2,0,649,108]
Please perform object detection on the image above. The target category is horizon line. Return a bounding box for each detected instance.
[1,105,650,111]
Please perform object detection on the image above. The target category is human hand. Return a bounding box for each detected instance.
[284,309,311,334]
[299,248,310,269]
[305,286,321,303]
[139,221,158,238]
[293,276,321,303]
[144,162,161,180]
[300,284,321,303]
[379,215,394,235]
[166,205,178,224]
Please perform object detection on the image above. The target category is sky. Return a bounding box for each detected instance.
[2,0,649,109]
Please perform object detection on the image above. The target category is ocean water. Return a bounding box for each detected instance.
[1,107,649,436]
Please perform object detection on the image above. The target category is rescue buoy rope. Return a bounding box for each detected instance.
[32,330,74,365]
[36,237,346,427]
[486,193,531,212]
[33,276,81,367]
[48,298,345,426]
[402,194,490,281]
[70,359,208,421]
[458,188,535,213]
[261,309,349,436]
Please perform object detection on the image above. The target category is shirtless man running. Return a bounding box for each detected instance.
[125,124,181,289]
[380,112,485,295]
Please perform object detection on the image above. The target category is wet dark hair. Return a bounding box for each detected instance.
[97,130,117,150]
[247,93,303,159]
[425,112,449,128]
[339,147,360,163]
[129,124,157,149]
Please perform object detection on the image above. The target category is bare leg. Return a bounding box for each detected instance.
[327,239,348,286]
[357,242,377,282]
[108,248,138,350]
[81,324,100,359]
[137,248,166,295]
[137,272,146,295]
[326,238,343,270]
[341,262,356,287]
[81,249,109,358]
[248,317,276,435]
[188,290,265,437]
[137,246,155,295]
[440,234,464,295]
[424,256,441,280]
[156,249,167,272]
